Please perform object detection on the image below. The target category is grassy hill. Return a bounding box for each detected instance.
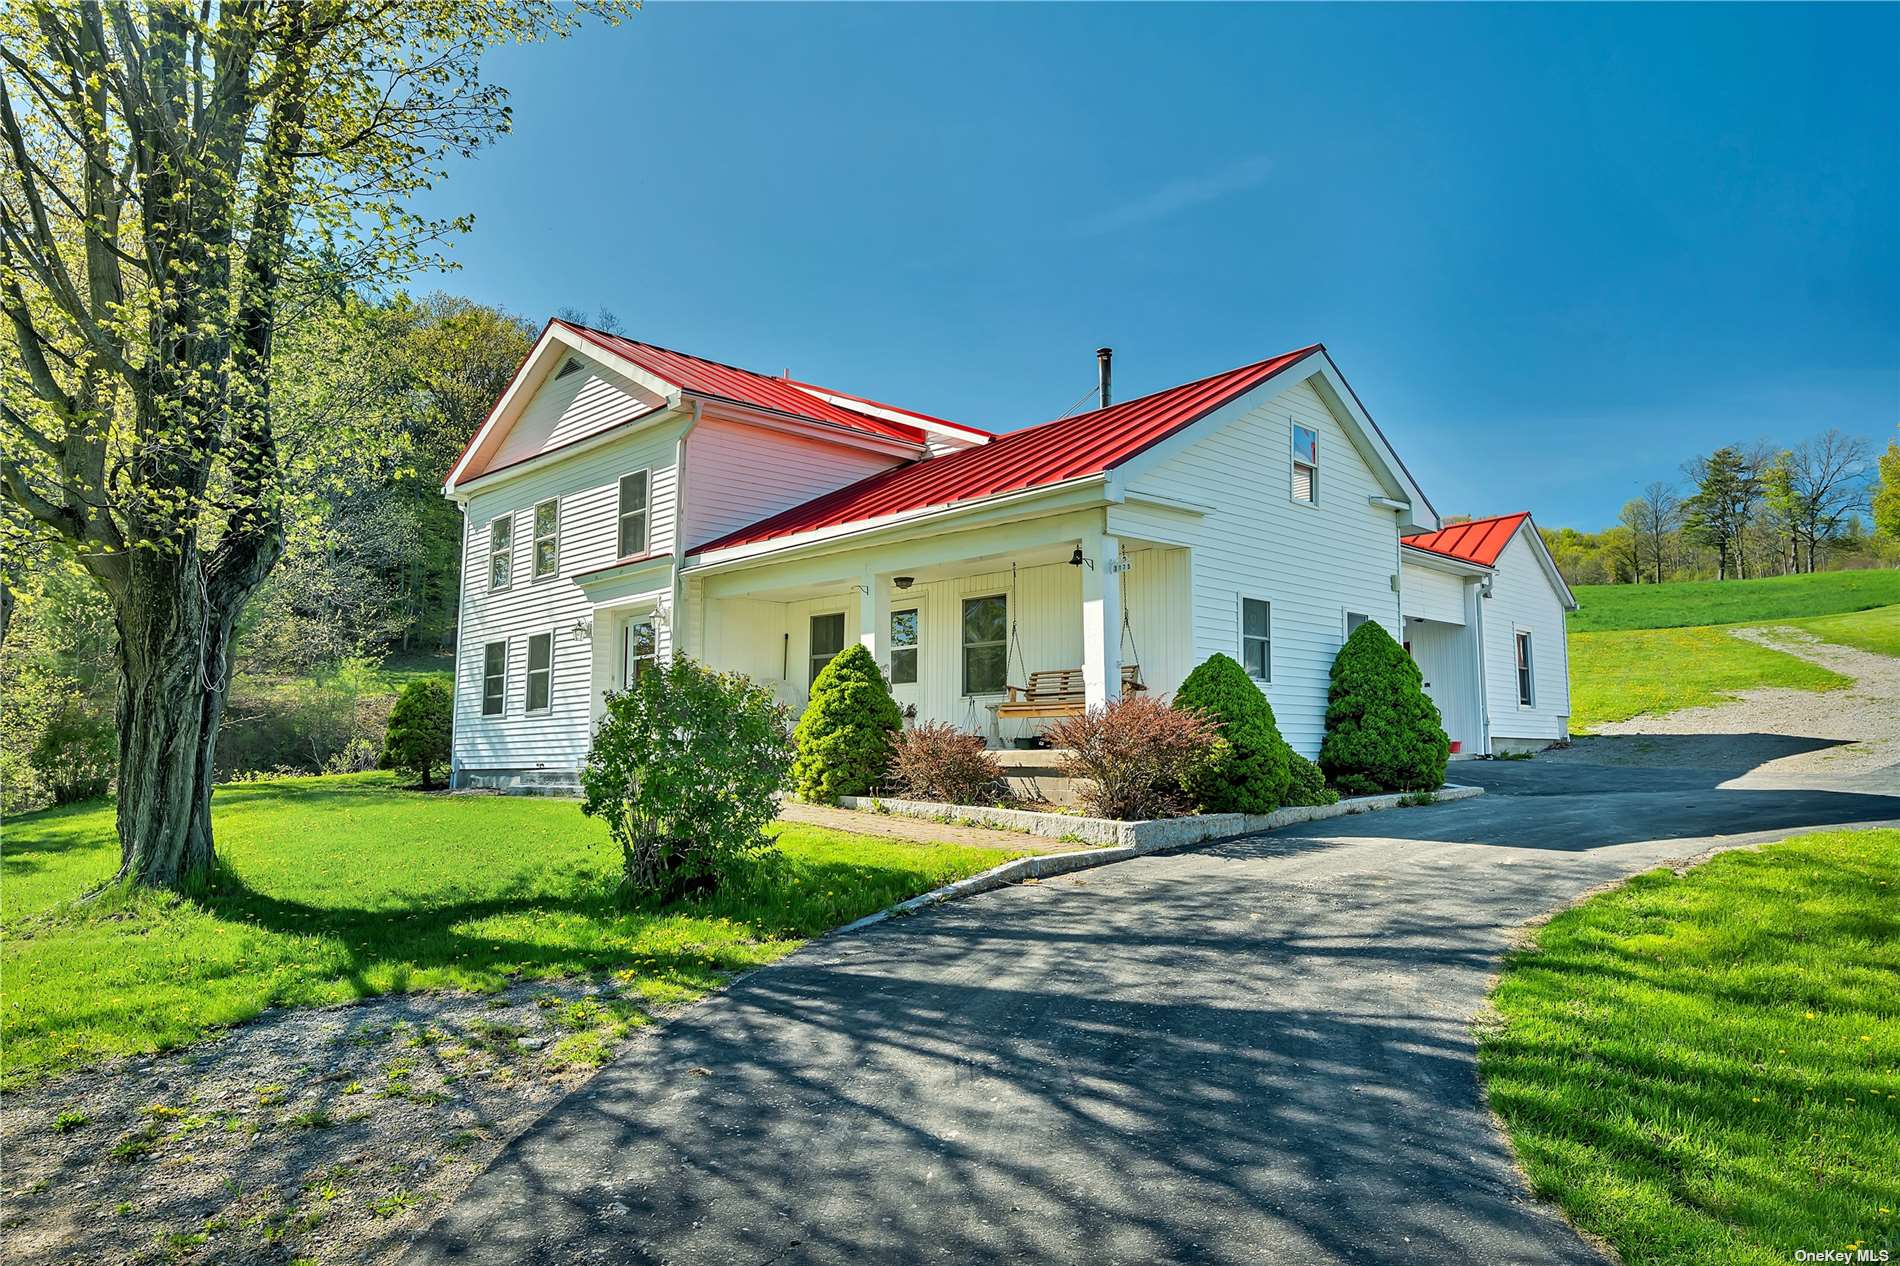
[1569,568,1900,632]
[1565,570,1898,731]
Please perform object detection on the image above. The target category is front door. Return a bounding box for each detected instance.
[623,617,657,689]
[887,601,923,720]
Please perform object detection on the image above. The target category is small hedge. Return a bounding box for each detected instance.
[791,643,903,803]
[1280,744,1338,807]
[1318,621,1449,795]
[1174,653,1290,814]
[1045,695,1214,820]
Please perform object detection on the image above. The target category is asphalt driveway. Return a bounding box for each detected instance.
[403,754,1899,1266]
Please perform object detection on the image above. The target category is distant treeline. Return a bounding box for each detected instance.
[1529,430,1900,586]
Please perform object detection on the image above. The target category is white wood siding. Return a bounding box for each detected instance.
[680,417,902,551]
[1401,560,1467,625]
[1483,530,1572,740]
[1108,378,1404,757]
[452,420,683,773]
[487,359,664,471]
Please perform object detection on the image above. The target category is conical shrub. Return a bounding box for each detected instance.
[1318,621,1449,795]
[1174,652,1290,813]
[791,642,902,803]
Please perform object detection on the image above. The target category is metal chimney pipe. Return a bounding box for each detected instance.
[1096,347,1113,409]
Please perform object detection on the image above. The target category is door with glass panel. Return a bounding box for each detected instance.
[623,617,657,689]
[887,601,922,719]
[807,612,846,697]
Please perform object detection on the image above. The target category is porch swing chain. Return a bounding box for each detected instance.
[1007,562,1029,687]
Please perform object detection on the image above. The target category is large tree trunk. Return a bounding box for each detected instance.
[110,551,246,889]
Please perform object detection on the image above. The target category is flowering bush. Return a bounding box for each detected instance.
[582,656,792,900]
[791,644,902,803]
[1044,695,1215,821]
[888,723,1005,805]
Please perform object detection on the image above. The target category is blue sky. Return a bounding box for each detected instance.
[413,3,1899,528]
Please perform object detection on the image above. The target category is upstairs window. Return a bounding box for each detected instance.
[1291,423,1319,503]
[488,515,512,591]
[1241,597,1271,681]
[532,498,560,580]
[525,632,553,713]
[890,608,919,685]
[1515,631,1535,707]
[618,471,649,559]
[809,613,845,687]
[482,641,507,717]
[962,595,1007,695]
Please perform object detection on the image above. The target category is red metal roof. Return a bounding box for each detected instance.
[785,378,992,439]
[1402,512,1529,567]
[694,345,1322,554]
[557,321,928,445]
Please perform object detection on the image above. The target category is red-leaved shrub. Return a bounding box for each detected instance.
[1044,695,1216,820]
[887,722,1005,805]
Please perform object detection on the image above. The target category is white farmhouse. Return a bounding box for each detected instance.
[442,321,1574,790]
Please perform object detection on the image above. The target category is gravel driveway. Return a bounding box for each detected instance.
[1554,625,1900,788]
[399,764,1900,1266]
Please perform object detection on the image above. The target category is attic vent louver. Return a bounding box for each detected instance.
[554,357,585,380]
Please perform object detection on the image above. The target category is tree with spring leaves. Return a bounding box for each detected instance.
[0,1,620,889]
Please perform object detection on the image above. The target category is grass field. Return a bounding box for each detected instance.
[1,774,1019,1088]
[1480,829,1900,1266]
[1564,570,1898,731]
[1569,569,1900,632]
[1568,625,1852,731]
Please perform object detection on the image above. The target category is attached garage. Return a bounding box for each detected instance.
[1400,512,1577,756]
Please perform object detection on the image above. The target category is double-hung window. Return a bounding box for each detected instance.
[532,498,560,579]
[626,619,657,686]
[809,613,845,687]
[525,632,553,713]
[488,515,512,591]
[617,471,649,558]
[962,595,1007,695]
[889,608,919,685]
[1241,597,1271,681]
[1291,423,1319,504]
[1515,631,1535,707]
[481,641,507,717]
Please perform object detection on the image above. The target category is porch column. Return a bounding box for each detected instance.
[859,571,892,675]
[1080,531,1123,709]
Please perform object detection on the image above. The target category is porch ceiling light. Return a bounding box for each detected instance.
[894,576,915,590]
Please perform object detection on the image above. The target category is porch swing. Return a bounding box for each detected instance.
[993,559,1148,722]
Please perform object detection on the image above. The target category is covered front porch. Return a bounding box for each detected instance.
[682,510,1193,747]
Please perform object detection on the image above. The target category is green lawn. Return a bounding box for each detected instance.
[1,774,1019,1088]
[1569,569,1900,633]
[1568,625,1850,731]
[1480,829,1900,1265]
[1782,603,1900,660]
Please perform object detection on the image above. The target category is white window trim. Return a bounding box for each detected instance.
[524,629,555,714]
[481,639,508,718]
[808,609,847,689]
[961,593,1009,697]
[487,514,513,593]
[532,497,561,581]
[1289,418,1320,508]
[889,599,922,687]
[617,468,651,561]
[1514,627,1536,709]
[1238,594,1272,683]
